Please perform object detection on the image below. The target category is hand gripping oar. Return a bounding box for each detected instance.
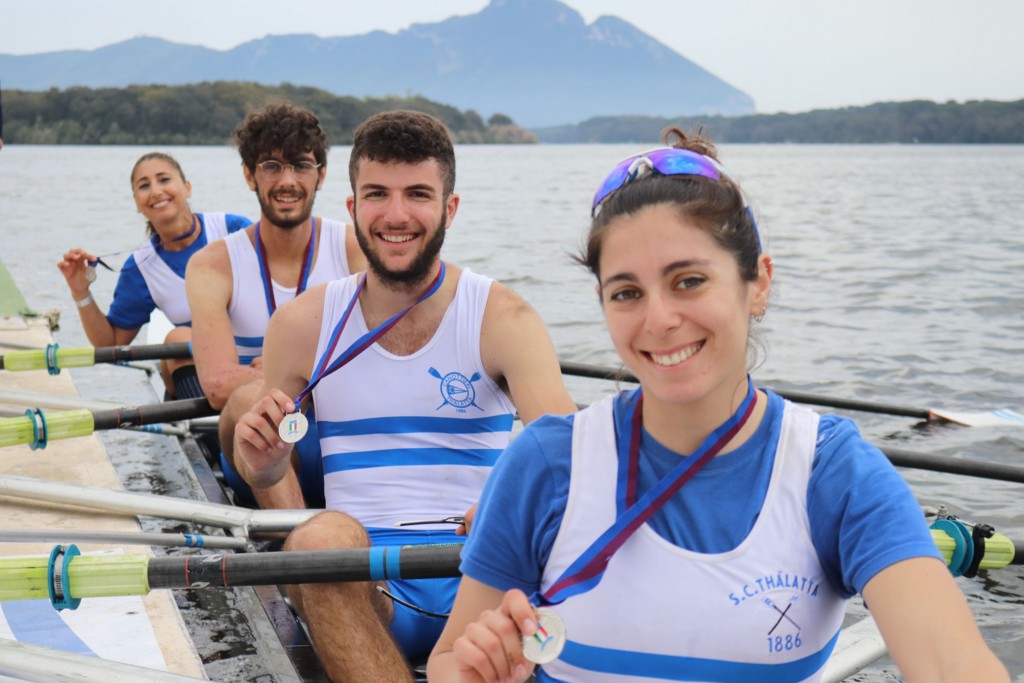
[0,397,217,449]
[0,543,464,609]
[559,360,1024,427]
[0,342,192,374]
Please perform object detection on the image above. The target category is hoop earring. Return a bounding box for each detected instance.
[753,308,767,323]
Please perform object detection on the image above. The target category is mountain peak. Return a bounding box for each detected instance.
[0,4,754,126]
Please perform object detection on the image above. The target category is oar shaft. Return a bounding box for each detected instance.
[94,342,192,364]
[0,528,248,550]
[776,391,929,420]
[0,342,192,372]
[0,474,314,533]
[559,360,932,419]
[884,447,1024,484]
[0,639,207,683]
[147,543,463,589]
[91,397,216,430]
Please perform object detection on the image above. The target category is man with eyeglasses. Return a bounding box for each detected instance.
[186,102,366,509]
[229,110,577,682]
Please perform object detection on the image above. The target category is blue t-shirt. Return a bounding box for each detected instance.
[106,213,250,330]
[462,389,941,599]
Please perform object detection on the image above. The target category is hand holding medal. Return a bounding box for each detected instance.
[276,263,448,449]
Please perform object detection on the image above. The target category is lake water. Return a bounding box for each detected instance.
[1,143,1023,680]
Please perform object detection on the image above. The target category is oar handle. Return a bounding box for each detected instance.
[0,398,215,448]
[930,525,1020,574]
[0,550,149,604]
[0,342,192,373]
[0,409,94,449]
[0,347,94,372]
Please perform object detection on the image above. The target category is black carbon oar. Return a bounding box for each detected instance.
[882,448,1024,484]
[559,360,1022,426]
[2,530,1018,610]
[0,342,192,372]
[0,398,216,449]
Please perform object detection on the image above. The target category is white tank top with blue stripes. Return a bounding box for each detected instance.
[135,212,229,325]
[538,398,847,683]
[312,269,516,529]
[225,219,350,364]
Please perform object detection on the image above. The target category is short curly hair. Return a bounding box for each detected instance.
[348,110,456,196]
[234,102,329,171]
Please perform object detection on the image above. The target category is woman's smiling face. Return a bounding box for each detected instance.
[598,202,769,411]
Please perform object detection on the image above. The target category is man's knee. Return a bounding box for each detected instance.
[285,510,369,552]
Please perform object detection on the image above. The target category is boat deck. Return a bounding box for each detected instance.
[0,310,206,678]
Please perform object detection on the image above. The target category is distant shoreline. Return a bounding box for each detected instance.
[3,82,1022,145]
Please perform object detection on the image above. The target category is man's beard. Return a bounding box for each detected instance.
[354,207,447,291]
[255,181,314,229]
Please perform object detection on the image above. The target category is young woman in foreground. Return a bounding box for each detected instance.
[57,152,249,397]
[427,130,1008,682]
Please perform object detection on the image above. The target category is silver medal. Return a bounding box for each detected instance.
[278,411,308,444]
[85,266,97,283]
[522,607,566,665]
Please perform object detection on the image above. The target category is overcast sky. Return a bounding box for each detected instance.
[2,0,1022,114]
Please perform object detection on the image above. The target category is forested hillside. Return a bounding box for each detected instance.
[535,99,1024,144]
[3,82,537,145]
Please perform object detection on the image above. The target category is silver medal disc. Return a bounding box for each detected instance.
[278,411,308,444]
[85,266,97,283]
[522,607,566,665]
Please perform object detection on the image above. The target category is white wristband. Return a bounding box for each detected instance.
[74,294,94,309]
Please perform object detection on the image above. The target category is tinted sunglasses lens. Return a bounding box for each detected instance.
[592,158,636,211]
[591,149,722,214]
[645,149,720,180]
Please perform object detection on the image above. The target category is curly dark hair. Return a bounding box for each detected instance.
[348,110,456,196]
[233,102,329,171]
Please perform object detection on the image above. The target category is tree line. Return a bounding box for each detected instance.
[535,99,1024,144]
[5,83,1022,145]
[2,82,537,145]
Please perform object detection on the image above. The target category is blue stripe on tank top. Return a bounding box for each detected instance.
[233,334,264,346]
[318,414,514,437]
[538,628,840,683]
[1,600,97,656]
[322,448,502,473]
[239,355,259,365]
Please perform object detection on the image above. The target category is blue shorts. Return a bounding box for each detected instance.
[221,406,325,508]
[370,528,463,660]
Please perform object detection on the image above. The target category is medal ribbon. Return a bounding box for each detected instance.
[254,217,316,316]
[292,261,447,409]
[534,376,757,607]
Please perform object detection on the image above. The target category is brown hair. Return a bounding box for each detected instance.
[234,102,329,171]
[348,110,456,196]
[577,127,760,283]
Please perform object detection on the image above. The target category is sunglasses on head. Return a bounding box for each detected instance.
[591,148,725,216]
[591,147,762,252]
